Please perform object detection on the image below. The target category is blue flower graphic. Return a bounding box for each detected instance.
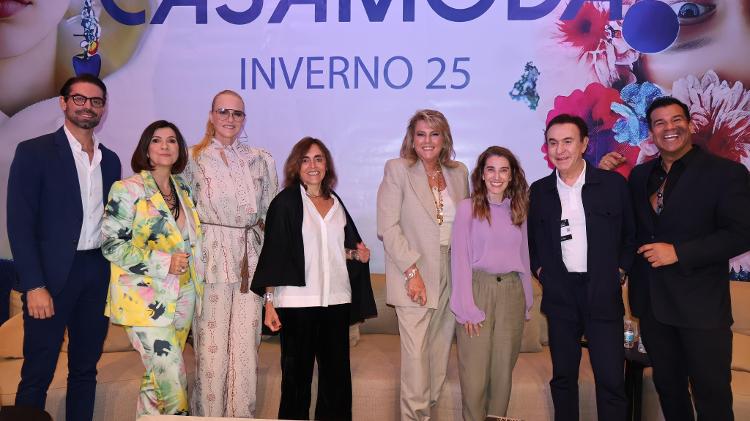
[611,82,664,146]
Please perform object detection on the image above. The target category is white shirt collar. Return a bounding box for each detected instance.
[63,124,100,154]
[556,160,587,189]
[211,137,238,150]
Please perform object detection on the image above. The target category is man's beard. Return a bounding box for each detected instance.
[68,109,101,129]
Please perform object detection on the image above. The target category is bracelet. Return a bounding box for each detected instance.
[345,249,359,261]
[263,292,274,304]
[404,267,418,281]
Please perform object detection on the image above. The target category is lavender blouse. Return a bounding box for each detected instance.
[449,198,534,324]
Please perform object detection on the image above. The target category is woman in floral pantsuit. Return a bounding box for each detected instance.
[184,90,278,417]
[102,120,203,417]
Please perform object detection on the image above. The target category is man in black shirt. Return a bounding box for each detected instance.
[600,97,750,421]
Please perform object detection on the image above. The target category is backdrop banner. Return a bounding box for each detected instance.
[1,0,748,277]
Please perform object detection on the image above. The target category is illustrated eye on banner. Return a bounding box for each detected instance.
[1,0,748,276]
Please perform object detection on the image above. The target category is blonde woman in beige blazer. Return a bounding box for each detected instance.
[377,109,469,421]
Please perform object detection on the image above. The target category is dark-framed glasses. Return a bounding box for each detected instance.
[214,108,246,121]
[67,94,106,108]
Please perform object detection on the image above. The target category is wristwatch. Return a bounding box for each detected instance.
[263,291,274,304]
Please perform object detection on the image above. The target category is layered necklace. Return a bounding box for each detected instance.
[426,168,445,225]
[158,179,180,220]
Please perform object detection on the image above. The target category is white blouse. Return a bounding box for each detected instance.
[275,186,351,308]
[439,189,455,246]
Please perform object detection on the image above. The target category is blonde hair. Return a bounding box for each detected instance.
[192,90,245,158]
[399,109,459,168]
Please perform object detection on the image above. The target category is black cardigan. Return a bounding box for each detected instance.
[250,185,377,325]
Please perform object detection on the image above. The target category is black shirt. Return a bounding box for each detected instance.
[647,145,700,219]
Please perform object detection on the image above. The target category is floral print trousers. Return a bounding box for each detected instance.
[125,279,195,417]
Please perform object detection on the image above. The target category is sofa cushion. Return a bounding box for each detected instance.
[732,281,750,336]
[9,291,22,319]
[0,314,23,359]
[733,332,750,373]
[360,275,399,336]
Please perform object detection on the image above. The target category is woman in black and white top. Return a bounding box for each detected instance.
[250,137,377,421]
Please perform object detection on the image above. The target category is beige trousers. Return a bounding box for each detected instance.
[456,271,525,421]
[395,247,455,421]
[190,282,263,417]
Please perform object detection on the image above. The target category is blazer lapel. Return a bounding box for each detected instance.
[542,171,563,260]
[406,160,439,225]
[636,159,658,233]
[443,164,464,204]
[54,127,83,218]
[99,145,118,205]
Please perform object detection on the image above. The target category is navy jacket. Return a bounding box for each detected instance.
[528,162,636,320]
[7,127,121,295]
[628,147,750,329]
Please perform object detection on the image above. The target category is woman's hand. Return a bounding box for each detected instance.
[405,269,427,306]
[464,322,483,337]
[355,242,370,263]
[168,252,190,275]
[264,302,282,332]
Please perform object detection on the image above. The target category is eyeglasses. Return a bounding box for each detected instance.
[214,108,246,121]
[67,94,106,108]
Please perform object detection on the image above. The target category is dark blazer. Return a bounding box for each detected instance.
[628,147,750,329]
[251,184,377,324]
[528,162,636,320]
[7,127,121,295]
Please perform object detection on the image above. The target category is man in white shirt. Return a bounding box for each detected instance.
[528,114,636,421]
[7,74,121,421]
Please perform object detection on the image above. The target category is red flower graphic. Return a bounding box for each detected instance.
[557,3,609,57]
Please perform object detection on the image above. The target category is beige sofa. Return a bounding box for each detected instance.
[2,276,750,420]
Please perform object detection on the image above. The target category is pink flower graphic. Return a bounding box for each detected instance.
[672,71,750,163]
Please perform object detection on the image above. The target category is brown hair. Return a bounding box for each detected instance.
[131,120,188,174]
[283,137,338,199]
[399,109,459,168]
[192,90,244,158]
[470,146,529,226]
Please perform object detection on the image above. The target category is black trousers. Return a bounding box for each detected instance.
[639,305,733,421]
[546,273,626,421]
[16,249,110,421]
[276,304,352,421]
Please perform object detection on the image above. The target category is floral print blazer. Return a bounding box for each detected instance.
[102,170,204,327]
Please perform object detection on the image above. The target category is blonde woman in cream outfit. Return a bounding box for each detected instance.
[377,109,469,421]
[184,90,278,417]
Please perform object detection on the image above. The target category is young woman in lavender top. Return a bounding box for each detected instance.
[449,146,534,421]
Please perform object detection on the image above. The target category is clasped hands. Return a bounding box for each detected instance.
[638,242,678,267]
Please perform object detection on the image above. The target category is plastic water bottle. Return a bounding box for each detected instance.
[624,319,635,349]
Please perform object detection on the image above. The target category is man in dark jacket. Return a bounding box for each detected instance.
[528,114,635,421]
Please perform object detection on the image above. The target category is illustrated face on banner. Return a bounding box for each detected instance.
[483,155,512,199]
[546,123,589,175]
[413,120,444,165]
[641,0,750,88]
[0,0,68,58]
[148,127,180,169]
[649,104,693,160]
[300,144,327,188]
[209,93,245,143]
[60,82,105,130]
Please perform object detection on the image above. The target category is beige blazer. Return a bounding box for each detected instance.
[377,158,469,308]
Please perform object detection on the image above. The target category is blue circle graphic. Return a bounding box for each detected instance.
[622,0,679,54]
